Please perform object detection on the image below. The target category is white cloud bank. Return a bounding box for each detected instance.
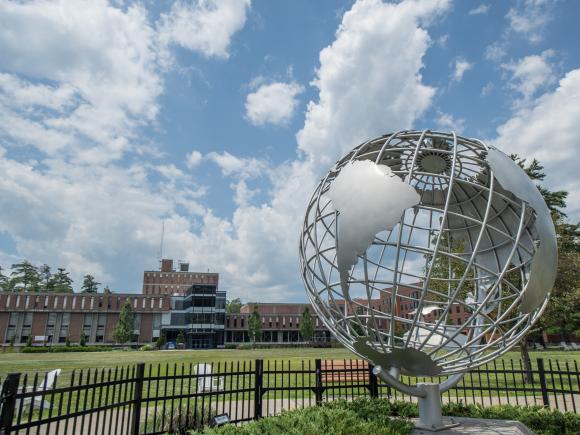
[493,68,580,218]
[245,81,304,126]
[297,0,450,167]
[0,0,454,301]
[0,0,249,291]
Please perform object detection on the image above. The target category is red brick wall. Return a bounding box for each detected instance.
[31,313,48,338]
[140,313,153,343]
[69,313,83,342]
[105,313,119,343]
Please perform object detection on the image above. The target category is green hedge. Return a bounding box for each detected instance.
[194,399,413,435]
[194,398,580,435]
[21,345,114,353]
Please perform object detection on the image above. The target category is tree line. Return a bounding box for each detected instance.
[0,261,111,294]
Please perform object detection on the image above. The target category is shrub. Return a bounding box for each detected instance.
[80,331,86,346]
[26,335,32,347]
[194,400,412,435]
[192,398,580,435]
[21,345,114,353]
[441,403,580,435]
[157,332,167,349]
[143,401,216,434]
[139,344,155,351]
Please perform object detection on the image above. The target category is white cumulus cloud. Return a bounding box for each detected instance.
[501,50,556,103]
[451,57,473,83]
[506,0,555,43]
[158,0,250,59]
[186,150,203,168]
[468,4,490,16]
[297,0,450,167]
[245,81,304,126]
[493,68,580,218]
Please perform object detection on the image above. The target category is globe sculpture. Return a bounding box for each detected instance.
[299,130,557,430]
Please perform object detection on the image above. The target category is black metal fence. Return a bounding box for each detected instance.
[0,357,578,434]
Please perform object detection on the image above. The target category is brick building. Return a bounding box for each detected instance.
[225,303,331,344]
[0,292,170,345]
[142,259,219,296]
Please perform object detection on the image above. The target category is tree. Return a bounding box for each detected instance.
[39,264,54,292]
[51,268,74,293]
[10,261,40,292]
[510,155,576,379]
[80,331,86,347]
[300,307,314,344]
[156,331,167,348]
[176,331,185,346]
[226,298,243,314]
[26,335,32,347]
[81,274,100,293]
[113,300,135,344]
[248,307,261,346]
[0,266,8,292]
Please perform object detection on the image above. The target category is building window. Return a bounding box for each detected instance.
[81,297,86,309]
[25,295,30,308]
[53,296,59,309]
[59,313,70,343]
[90,297,94,310]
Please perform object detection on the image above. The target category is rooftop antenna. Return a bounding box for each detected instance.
[158,220,165,267]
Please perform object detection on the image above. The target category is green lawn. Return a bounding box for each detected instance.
[0,347,577,379]
[1,348,577,426]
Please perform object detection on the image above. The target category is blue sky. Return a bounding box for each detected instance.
[0,0,579,301]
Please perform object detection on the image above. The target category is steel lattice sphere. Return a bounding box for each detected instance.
[299,130,557,377]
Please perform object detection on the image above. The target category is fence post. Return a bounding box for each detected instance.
[314,359,323,405]
[0,373,20,435]
[368,363,379,398]
[537,358,550,408]
[130,363,145,435]
[254,359,263,419]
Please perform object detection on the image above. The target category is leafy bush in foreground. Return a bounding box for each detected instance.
[192,398,580,435]
[194,398,413,435]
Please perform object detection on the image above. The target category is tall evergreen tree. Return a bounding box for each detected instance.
[51,268,74,293]
[81,274,100,293]
[113,300,135,344]
[0,266,7,292]
[39,264,53,292]
[10,261,40,292]
[300,307,314,344]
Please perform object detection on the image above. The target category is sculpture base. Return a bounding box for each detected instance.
[413,420,459,432]
[411,417,534,434]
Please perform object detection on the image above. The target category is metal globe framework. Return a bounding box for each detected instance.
[299,130,557,430]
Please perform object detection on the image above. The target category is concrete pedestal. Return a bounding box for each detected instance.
[410,417,534,435]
